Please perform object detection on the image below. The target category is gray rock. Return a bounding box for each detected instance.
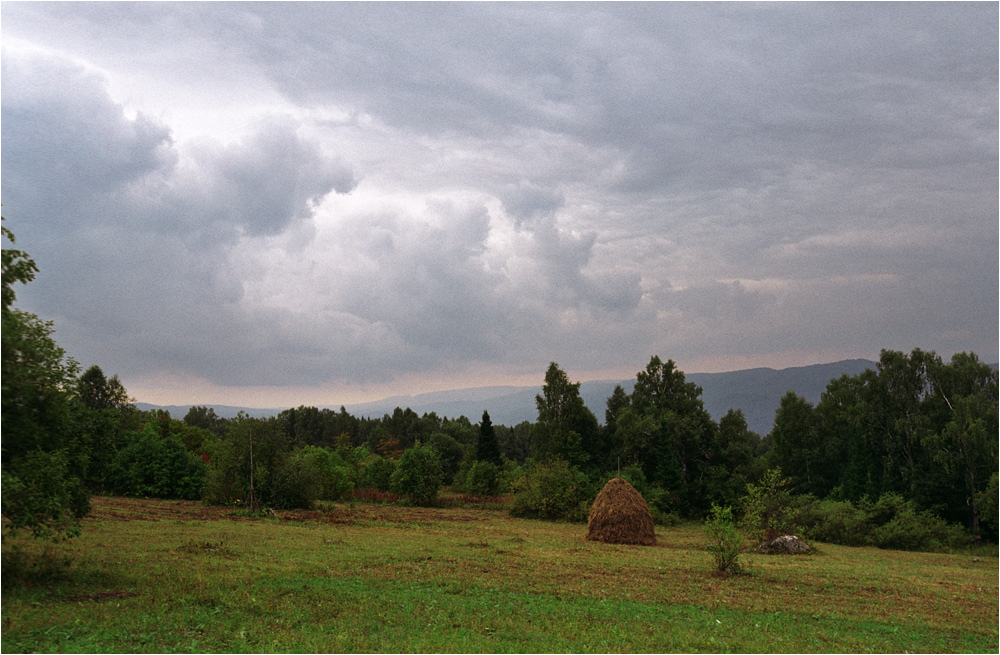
[756,534,811,554]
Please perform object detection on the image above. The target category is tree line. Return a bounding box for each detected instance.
[3,220,997,549]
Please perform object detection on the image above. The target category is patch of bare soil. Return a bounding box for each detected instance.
[86,496,506,527]
[340,504,500,524]
[67,590,140,603]
[88,497,240,522]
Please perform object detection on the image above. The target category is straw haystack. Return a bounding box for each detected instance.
[585,477,656,545]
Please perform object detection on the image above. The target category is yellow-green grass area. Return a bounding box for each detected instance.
[2,497,996,653]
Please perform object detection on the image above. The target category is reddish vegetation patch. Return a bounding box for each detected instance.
[439,494,509,507]
[351,489,403,503]
[86,496,504,527]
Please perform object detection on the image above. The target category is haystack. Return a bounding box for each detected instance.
[585,477,656,545]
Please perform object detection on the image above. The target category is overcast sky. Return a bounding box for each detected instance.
[2,2,997,408]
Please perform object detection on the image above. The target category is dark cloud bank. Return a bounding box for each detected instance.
[2,2,996,402]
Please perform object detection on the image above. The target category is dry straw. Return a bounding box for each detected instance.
[585,477,656,546]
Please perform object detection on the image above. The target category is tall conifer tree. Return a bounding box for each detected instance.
[477,410,502,465]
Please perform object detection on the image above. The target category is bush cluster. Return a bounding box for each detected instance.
[390,442,444,506]
[463,460,501,497]
[509,458,591,521]
[792,493,970,551]
[108,425,206,501]
[291,446,353,501]
[358,455,397,492]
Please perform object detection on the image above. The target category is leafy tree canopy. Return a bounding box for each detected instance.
[2,219,89,539]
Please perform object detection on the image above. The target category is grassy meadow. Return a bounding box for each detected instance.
[2,496,997,653]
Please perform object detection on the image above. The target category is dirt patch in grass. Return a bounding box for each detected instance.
[88,497,235,522]
[66,589,140,603]
[88,496,505,527]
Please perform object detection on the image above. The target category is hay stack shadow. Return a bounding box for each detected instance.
[585,477,656,546]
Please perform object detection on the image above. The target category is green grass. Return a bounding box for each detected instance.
[2,496,996,653]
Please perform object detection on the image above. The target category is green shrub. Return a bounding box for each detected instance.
[630,468,680,524]
[497,458,520,495]
[1,450,90,540]
[509,458,589,521]
[266,456,320,510]
[791,492,971,552]
[108,425,206,500]
[464,460,501,497]
[869,504,970,551]
[347,445,373,467]
[740,467,796,544]
[358,455,397,492]
[429,432,466,485]
[200,417,316,510]
[390,442,444,506]
[457,456,519,497]
[292,446,354,500]
[792,496,870,546]
[453,454,475,491]
[339,445,371,487]
[704,504,745,575]
[325,464,354,501]
[862,492,910,526]
[618,465,649,494]
[567,499,592,523]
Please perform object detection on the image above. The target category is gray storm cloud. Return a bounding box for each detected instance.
[1,47,359,385]
[1,2,996,401]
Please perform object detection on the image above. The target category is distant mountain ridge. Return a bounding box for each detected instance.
[137,358,879,436]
